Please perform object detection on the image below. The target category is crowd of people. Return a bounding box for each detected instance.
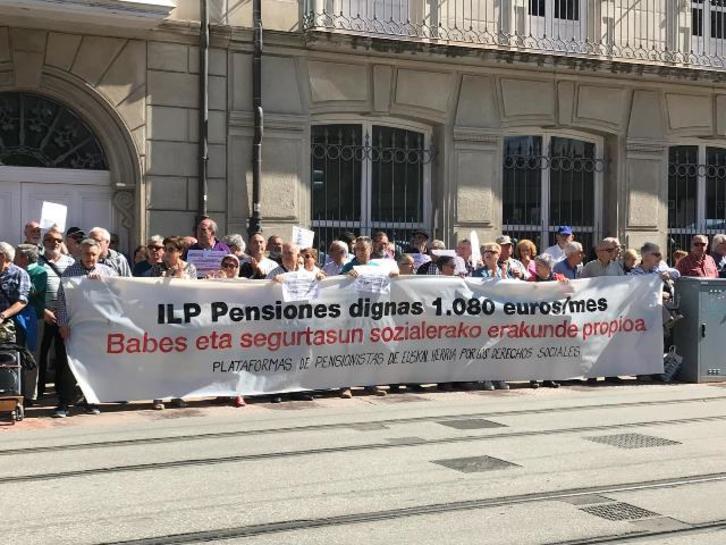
[1,217,725,419]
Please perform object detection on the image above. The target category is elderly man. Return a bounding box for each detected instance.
[340,236,379,274]
[240,233,279,279]
[14,244,48,403]
[580,237,624,278]
[65,227,85,259]
[542,226,574,263]
[0,241,31,343]
[56,239,117,417]
[133,235,164,277]
[266,235,284,264]
[372,231,398,260]
[629,242,680,280]
[24,221,42,250]
[553,241,584,279]
[266,242,304,279]
[496,235,527,278]
[676,235,718,278]
[37,228,76,403]
[186,217,230,254]
[88,227,131,277]
[712,234,726,278]
[323,240,349,276]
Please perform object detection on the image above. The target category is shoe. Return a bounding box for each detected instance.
[437,383,453,391]
[171,398,187,408]
[482,380,495,391]
[152,399,165,410]
[271,395,283,403]
[233,396,246,407]
[543,380,560,388]
[340,388,353,399]
[494,381,510,390]
[586,378,598,385]
[460,382,476,391]
[293,392,315,401]
[604,376,625,384]
[52,406,68,418]
[366,386,386,396]
[83,404,101,415]
[389,385,403,393]
[530,380,540,389]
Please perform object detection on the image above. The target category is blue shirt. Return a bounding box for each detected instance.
[0,263,31,312]
[553,260,582,280]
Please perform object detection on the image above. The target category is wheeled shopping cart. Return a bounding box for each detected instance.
[0,347,24,423]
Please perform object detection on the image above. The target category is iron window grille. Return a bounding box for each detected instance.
[311,123,434,256]
[0,92,107,170]
[668,144,726,256]
[502,134,604,255]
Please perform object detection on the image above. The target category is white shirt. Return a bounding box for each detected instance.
[542,244,567,263]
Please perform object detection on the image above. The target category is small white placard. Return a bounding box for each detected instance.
[186,250,227,278]
[280,271,320,302]
[39,201,67,232]
[470,230,481,268]
[292,225,315,250]
[368,258,399,274]
[352,266,391,294]
[409,253,431,270]
[430,249,456,258]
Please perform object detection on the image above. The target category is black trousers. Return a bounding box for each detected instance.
[38,323,75,406]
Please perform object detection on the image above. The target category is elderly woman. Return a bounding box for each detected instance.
[207,254,240,279]
[712,234,726,278]
[147,236,196,410]
[529,254,566,282]
[473,243,506,278]
[515,239,537,279]
[322,241,349,276]
[148,236,197,279]
[301,248,322,274]
[223,234,247,260]
[397,254,415,275]
[621,248,639,274]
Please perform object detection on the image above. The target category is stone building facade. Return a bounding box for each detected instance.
[1,1,725,257]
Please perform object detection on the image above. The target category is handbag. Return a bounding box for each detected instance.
[661,345,683,383]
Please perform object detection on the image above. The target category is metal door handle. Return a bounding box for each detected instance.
[701,323,707,338]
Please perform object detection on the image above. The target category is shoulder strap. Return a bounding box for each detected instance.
[39,255,63,278]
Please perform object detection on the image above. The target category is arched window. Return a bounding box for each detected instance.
[502,133,604,254]
[0,92,107,170]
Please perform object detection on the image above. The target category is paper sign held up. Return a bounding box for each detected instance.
[40,202,68,232]
[292,225,315,249]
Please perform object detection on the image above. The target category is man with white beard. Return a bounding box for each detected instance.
[38,227,76,411]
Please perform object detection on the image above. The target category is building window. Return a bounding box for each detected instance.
[692,0,726,52]
[503,134,604,253]
[668,145,726,254]
[311,123,433,253]
[0,92,107,170]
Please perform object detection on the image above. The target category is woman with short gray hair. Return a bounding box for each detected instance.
[712,233,726,277]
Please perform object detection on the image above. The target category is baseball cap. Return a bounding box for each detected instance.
[557,226,573,236]
[495,235,513,245]
[66,227,86,240]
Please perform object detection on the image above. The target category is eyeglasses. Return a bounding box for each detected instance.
[44,238,63,244]
[484,250,499,255]
[303,254,315,259]
[221,262,238,269]
[605,248,619,253]
[650,253,662,258]
[148,246,164,251]
[694,242,707,247]
[164,247,179,253]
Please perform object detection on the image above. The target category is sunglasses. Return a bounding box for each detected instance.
[484,250,499,254]
[221,262,238,269]
[148,246,164,251]
[694,242,707,247]
[44,238,63,244]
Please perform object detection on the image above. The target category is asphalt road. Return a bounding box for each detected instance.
[2,381,726,545]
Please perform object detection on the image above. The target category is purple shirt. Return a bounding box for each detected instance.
[184,239,230,258]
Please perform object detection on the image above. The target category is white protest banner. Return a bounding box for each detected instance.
[186,250,227,278]
[280,271,320,302]
[40,201,68,232]
[63,275,664,403]
[292,225,315,249]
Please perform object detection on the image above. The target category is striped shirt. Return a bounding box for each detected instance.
[40,254,76,312]
[57,262,117,327]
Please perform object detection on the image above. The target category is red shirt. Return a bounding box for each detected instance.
[676,253,718,278]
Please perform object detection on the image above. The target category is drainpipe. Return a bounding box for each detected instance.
[197,0,209,224]
[248,0,263,236]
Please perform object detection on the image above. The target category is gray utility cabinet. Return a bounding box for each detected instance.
[674,277,726,383]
